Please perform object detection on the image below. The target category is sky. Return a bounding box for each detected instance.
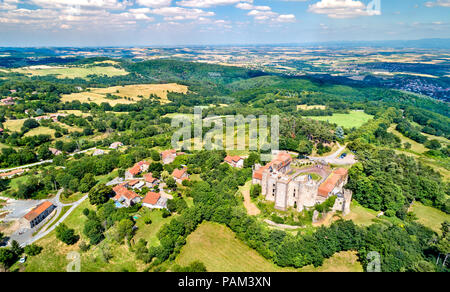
[0,0,449,46]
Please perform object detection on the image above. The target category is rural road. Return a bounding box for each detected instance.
[0,147,97,173]
[19,192,89,247]
[307,143,356,165]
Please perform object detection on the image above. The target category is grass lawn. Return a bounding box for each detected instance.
[343,201,379,226]
[308,110,373,129]
[44,206,71,231]
[175,221,363,272]
[134,208,177,247]
[410,202,450,234]
[60,192,86,204]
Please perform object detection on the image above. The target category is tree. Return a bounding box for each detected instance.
[84,218,104,245]
[115,219,135,243]
[250,184,262,199]
[22,119,39,130]
[88,183,113,206]
[0,232,4,243]
[24,244,43,256]
[166,177,177,190]
[10,240,23,258]
[56,224,79,245]
[151,150,160,161]
[335,126,345,139]
[425,139,441,150]
[79,173,96,193]
[0,248,16,269]
[404,142,411,150]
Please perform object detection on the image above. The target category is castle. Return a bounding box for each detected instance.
[252,152,352,215]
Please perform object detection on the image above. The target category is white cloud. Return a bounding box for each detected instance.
[28,0,130,10]
[308,0,379,18]
[150,6,214,21]
[236,2,271,11]
[276,14,295,22]
[177,0,251,8]
[137,0,172,7]
[425,0,450,7]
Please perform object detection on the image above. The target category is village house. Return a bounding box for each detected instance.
[23,201,56,228]
[144,173,159,188]
[49,147,62,156]
[92,149,105,156]
[109,142,124,149]
[112,184,141,207]
[224,155,244,168]
[125,161,150,180]
[161,149,177,164]
[172,168,189,184]
[142,191,167,209]
[128,179,145,190]
[0,128,3,134]
[0,169,25,179]
[1,97,15,106]
[252,152,352,215]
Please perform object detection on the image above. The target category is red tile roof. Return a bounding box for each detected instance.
[144,173,158,183]
[252,152,292,180]
[317,168,348,198]
[128,179,140,186]
[142,192,161,205]
[334,168,348,176]
[113,185,140,201]
[172,168,187,180]
[128,164,141,176]
[225,155,243,164]
[24,201,54,221]
[161,149,177,159]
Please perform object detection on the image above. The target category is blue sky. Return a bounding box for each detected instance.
[0,0,449,46]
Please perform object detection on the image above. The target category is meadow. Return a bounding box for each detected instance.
[307,111,373,129]
[61,83,188,106]
[175,221,363,272]
[409,202,450,234]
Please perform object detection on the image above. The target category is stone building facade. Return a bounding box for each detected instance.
[252,152,352,215]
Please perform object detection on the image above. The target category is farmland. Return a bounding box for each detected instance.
[61,83,188,105]
[11,65,128,79]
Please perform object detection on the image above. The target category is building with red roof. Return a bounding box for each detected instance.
[112,185,141,207]
[161,149,178,164]
[142,192,167,209]
[172,168,189,184]
[23,201,56,228]
[224,155,244,168]
[144,173,159,188]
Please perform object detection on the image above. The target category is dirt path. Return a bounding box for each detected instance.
[242,186,260,216]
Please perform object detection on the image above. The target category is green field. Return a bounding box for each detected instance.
[175,221,363,272]
[410,202,450,234]
[308,111,373,129]
[12,65,128,79]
